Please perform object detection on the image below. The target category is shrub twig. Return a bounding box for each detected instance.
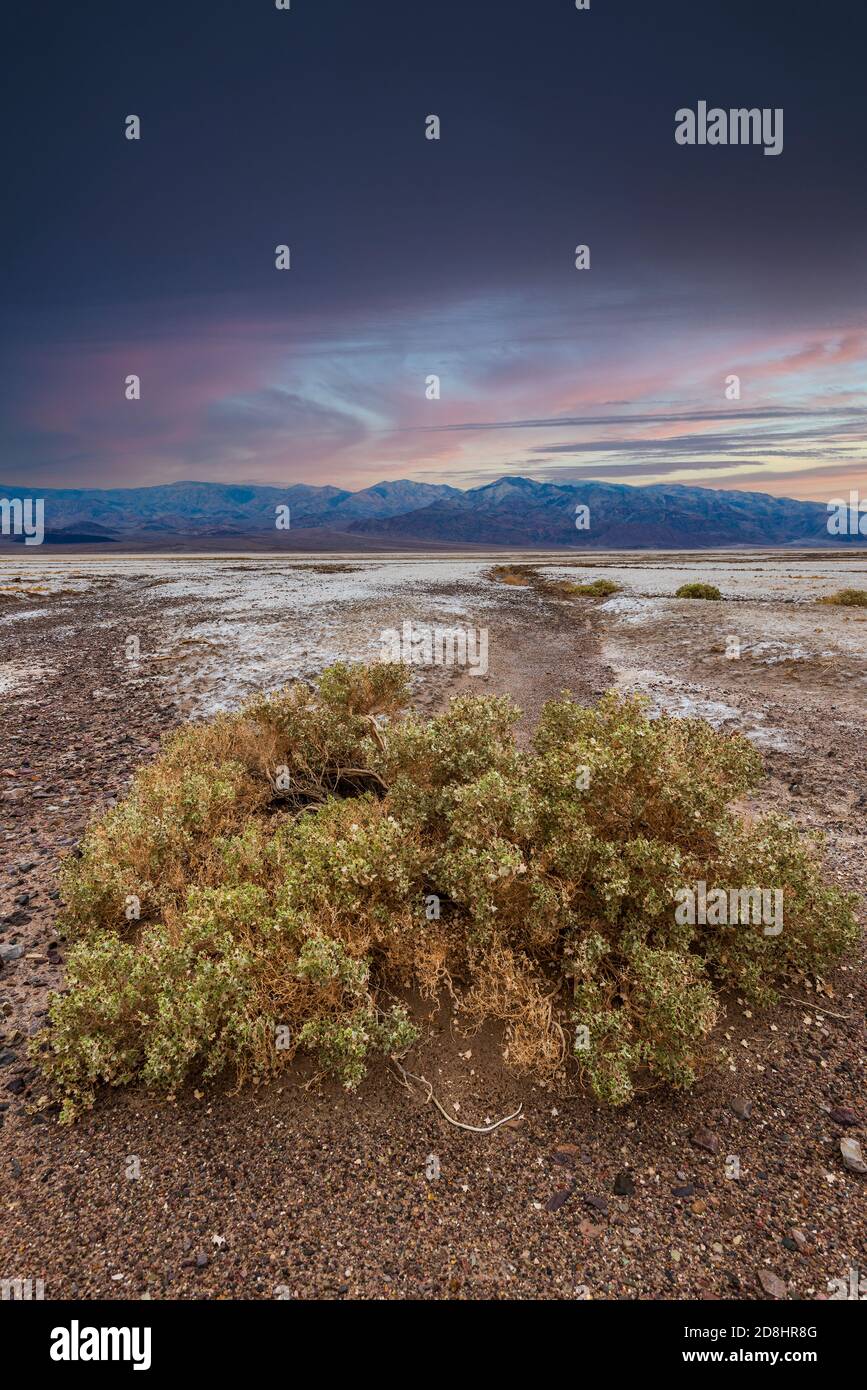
[391,1059,523,1133]
[780,996,855,1020]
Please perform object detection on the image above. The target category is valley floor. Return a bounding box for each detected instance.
[0,552,864,1300]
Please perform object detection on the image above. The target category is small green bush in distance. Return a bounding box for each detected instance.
[41,663,857,1120]
[818,588,867,608]
[565,578,621,597]
[675,582,722,600]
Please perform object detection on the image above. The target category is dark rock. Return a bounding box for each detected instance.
[584,1195,609,1216]
[614,1170,635,1196]
[690,1128,720,1155]
[545,1186,574,1212]
[672,1183,695,1198]
[730,1097,752,1119]
[829,1106,860,1127]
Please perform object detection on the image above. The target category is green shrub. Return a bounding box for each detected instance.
[675,582,722,600]
[565,578,622,597]
[819,588,867,608]
[41,663,857,1119]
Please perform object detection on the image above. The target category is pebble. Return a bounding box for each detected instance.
[545,1186,574,1212]
[758,1269,788,1299]
[690,1128,720,1155]
[829,1106,860,1127]
[840,1136,867,1175]
[579,1219,605,1238]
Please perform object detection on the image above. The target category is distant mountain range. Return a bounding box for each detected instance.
[0,476,863,549]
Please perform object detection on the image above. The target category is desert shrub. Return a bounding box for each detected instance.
[42,663,857,1119]
[59,757,268,933]
[488,567,621,599]
[675,582,722,600]
[560,578,622,597]
[819,588,867,608]
[488,564,533,586]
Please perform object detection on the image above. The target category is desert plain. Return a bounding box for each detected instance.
[0,549,864,1300]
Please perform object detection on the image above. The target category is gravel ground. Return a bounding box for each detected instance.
[0,556,864,1301]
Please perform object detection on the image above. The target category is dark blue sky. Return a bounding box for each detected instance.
[2,0,866,499]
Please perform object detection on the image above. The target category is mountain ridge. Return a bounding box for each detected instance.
[1,475,863,548]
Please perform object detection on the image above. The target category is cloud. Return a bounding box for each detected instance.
[2,287,866,501]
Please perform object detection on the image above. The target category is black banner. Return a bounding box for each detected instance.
[3,1296,860,1376]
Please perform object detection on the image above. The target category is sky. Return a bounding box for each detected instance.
[2,0,866,503]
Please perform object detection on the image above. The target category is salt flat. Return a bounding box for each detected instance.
[1,551,864,727]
